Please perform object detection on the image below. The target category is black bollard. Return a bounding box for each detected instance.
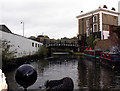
[15,64,37,91]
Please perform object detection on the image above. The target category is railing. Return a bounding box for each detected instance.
[46,43,78,47]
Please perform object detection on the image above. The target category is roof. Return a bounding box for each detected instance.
[76,8,119,19]
[0,25,42,43]
[0,25,12,33]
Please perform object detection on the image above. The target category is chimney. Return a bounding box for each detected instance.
[99,6,101,9]
[81,11,83,13]
[103,5,107,9]
[111,7,116,11]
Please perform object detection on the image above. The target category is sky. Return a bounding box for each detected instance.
[1,0,120,39]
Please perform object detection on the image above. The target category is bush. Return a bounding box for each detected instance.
[86,35,94,49]
[93,38,100,47]
[1,40,17,70]
[35,45,48,58]
[1,40,17,61]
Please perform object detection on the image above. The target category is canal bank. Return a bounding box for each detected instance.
[5,54,120,90]
[2,45,48,72]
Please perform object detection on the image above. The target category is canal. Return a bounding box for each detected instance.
[5,54,120,90]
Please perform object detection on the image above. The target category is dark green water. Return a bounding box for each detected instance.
[5,55,120,91]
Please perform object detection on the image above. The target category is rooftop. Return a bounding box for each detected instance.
[0,25,12,33]
[76,8,120,19]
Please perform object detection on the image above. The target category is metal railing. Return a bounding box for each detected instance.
[46,43,78,47]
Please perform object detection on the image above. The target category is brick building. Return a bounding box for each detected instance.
[76,6,119,41]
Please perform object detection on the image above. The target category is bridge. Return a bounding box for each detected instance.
[46,43,78,48]
[45,42,78,56]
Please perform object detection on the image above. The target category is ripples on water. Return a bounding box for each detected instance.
[5,55,120,90]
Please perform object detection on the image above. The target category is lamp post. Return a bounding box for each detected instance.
[21,22,24,36]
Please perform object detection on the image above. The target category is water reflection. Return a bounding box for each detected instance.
[5,55,120,91]
[28,55,79,90]
[78,56,101,90]
[77,56,120,90]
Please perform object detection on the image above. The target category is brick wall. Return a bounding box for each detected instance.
[102,14,118,31]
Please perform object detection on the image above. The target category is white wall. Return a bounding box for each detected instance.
[1,30,43,58]
[118,1,120,26]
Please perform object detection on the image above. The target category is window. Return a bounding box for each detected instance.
[38,44,39,47]
[86,29,90,37]
[114,16,117,19]
[35,43,37,47]
[94,24,97,32]
[86,20,89,27]
[32,42,34,47]
[88,29,90,36]
[94,15,97,22]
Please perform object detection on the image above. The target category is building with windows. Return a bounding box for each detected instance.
[0,25,43,58]
[76,6,119,41]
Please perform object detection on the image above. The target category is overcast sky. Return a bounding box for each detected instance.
[1,0,120,39]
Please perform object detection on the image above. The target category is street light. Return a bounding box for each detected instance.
[21,22,24,36]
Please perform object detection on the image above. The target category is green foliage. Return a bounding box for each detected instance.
[1,40,17,70]
[35,45,48,57]
[1,40,17,61]
[61,37,69,40]
[86,35,94,49]
[86,35,100,49]
[93,38,100,46]
[71,37,78,40]
[28,36,37,41]
[44,35,49,39]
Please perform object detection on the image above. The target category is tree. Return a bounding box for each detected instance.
[1,40,17,60]
[71,37,78,40]
[61,37,69,40]
[35,46,48,57]
[28,36,37,41]
[93,38,100,47]
[86,35,94,49]
[44,35,50,39]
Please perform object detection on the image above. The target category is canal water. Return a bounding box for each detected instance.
[5,54,120,91]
